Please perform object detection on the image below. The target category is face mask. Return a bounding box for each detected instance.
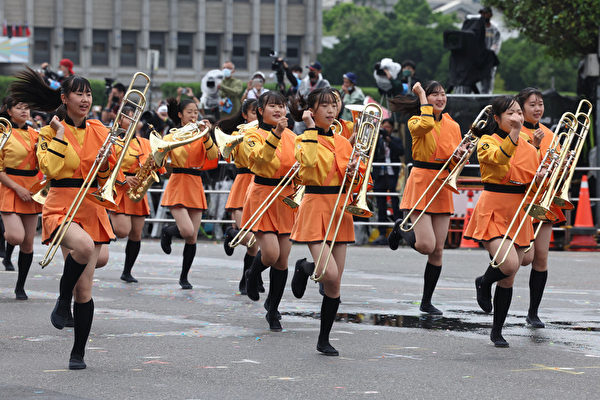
[308,71,317,79]
[402,70,412,77]
[57,70,64,78]
[292,72,299,79]
[222,68,232,78]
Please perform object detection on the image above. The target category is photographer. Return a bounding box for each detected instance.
[39,58,74,89]
[373,58,406,98]
[102,82,126,126]
[340,72,364,121]
[298,61,330,98]
[272,56,302,96]
[242,72,269,101]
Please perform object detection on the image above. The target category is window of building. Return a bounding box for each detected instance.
[33,27,51,64]
[63,29,80,65]
[120,31,137,67]
[92,30,109,66]
[258,35,274,69]
[232,35,247,70]
[177,32,194,68]
[149,32,166,68]
[286,36,301,67]
[204,33,220,68]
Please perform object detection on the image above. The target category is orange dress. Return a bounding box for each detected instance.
[160,131,218,210]
[400,105,462,214]
[290,127,356,244]
[225,129,254,211]
[0,124,43,215]
[239,122,296,235]
[521,121,566,225]
[463,130,539,247]
[37,118,119,244]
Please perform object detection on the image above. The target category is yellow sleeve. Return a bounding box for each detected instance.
[0,146,5,171]
[247,129,281,170]
[203,135,219,160]
[477,134,518,165]
[407,105,436,138]
[295,129,319,168]
[37,126,68,179]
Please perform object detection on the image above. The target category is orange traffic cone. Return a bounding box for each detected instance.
[460,190,479,248]
[569,175,598,251]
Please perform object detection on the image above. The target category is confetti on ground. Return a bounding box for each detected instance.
[43,369,68,372]
[143,360,171,365]
[231,359,261,364]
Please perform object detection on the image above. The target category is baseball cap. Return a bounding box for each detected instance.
[59,58,74,75]
[343,72,357,85]
[307,61,322,71]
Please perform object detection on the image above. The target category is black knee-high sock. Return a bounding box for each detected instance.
[16,251,33,290]
[528,269,547,317]
[243,252,254,272]
[60,254,87,302]
[421,262,441,305]
[318,295,341,345]
[5,243,15,261]
[267,268,288,316]
[71,299,94,359]
[481,265,509,287]
[180,243,196,282]
[166,225,181,239]
[0,220,5,255]
[492,286,512,335]
[123,240,141,275]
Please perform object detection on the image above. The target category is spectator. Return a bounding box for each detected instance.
[39,58,75,89]
[340,72,365,121]
[102,82,126,125]
[400,59,421,91]
[200,69,224,120]
[242,72,269,101]
[219,61,245,117]
[372,118,404,244]
[297,61,330,98]
[373,58,405,99]
[273,57,302,97]
[478,7,501,94]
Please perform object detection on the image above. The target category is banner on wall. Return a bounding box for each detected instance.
[0,37,29,63]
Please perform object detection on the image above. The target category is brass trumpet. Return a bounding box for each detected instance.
[312,103,382,282]
[39,72,150,268]
[0,118,12,150]
[215,120,258,159]
[398,105,492,232]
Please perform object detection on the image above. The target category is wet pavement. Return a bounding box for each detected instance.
[1,239,599,399]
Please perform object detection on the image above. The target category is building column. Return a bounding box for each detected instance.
[249,0,260,73]
[111,0,122,77]
[315,0,322,55]
[279,0,287,57]
[53,0,64,67]
[196,0,206,75]
[304,0,315,66]
[140,0,150,71]
[167,0,177,81]
[25,0,34,64]
[82,0,93,71]
[223,0,233,63]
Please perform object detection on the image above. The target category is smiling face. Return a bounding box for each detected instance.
[311,98,337,130]
[426,85,447,114]
[178,102,199,126]
[7,102,30,126]
[62,88,92,122]
[522,94,544,124]
[259,102,286,125]
[494,100,523,132]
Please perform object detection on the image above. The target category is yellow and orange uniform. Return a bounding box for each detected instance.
[160,132,218,210]
[238,122,296,234]
[37,117,118,244]
[400,105,462,214]
[0,122,42,214]
[225,129,255,211]
[464,130,539,247]
[290,127,356,243]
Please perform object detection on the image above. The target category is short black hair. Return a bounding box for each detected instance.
[113,83,126,93]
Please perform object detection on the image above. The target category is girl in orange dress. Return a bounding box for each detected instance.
[387,81,463,315]
[0,97,43,299]
[159,98,218,289]
[11,68,120,369]
[516,87,565,329]
[219,99,262,295]
[110,106,165,283]
[464,96,543,347]
[289,88,359,356]
[238,92,296,331]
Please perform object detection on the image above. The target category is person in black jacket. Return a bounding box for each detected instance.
[372,118,404,244]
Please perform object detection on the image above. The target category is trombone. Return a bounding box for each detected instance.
[39,72,150,268]
[0,118,12,151]
[312,103,382,282]
[397,105,492,232]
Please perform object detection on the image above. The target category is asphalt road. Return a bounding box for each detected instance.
[1,239,599,399]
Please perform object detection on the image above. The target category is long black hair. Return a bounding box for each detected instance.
[166,97,196,127]
[0,95,20,120]
[388,80,445,116]
[217,99,257,134]
[9,66,91,120]
[476,95,519,137]
[255,91,286,125]
[288,87,338,122]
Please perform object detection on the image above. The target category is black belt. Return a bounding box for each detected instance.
[305,185,343,194]
[254,175,290,186]
[124,172,136,176]
[236,167,252,174]
[172,167,203,176]
[483,183,526,194]
[4,168,39,177]
[50,178,98,188]
[413,160,446,170]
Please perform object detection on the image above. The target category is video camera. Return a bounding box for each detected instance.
[270,50,285,72]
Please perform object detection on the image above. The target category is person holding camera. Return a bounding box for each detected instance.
[340,72,364,121]
[272,56,302,97]
[242,72,269,101]
[373,58,406,99]
[39,58,74,89]
[102,82,126,126]
[219,61,245,117]
[298,62,330,98]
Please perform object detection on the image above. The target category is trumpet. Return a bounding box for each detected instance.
[39,72,150,268]
[0,118,12,150]
[215,120,258,160]
[126,121,208,201]
[312,103,382,282]
[398,105,492,232]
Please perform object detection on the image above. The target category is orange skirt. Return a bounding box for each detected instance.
[161,172,207,210]
[241,181,295,235]
[400,167,453,214]
[290,190,354,244]
[0,173,42,215]
[225,172,253,211]
[42,187,115,244]
[113,183,150,216]
[463,190,534,248]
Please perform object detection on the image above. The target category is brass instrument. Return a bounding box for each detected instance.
[489,105,591,268]
[312,103,382,282]
[215,120,258,159]
[39,72,150,268]
[398,105,492,232]
[126,121,208,201]
[30,179,50,204]
[0,118,12,150]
